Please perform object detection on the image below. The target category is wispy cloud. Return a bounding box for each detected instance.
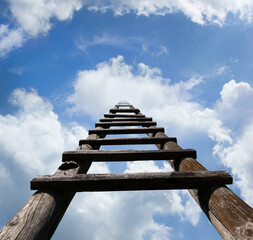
[217,65,230,75]
[0,24,25,58]
[8,66,25,75]
[75,33,143,51]
[142,44,169,57]
[76,32,169,59]
[230,57,239,63]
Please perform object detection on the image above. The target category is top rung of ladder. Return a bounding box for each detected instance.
[117,100,130,105]
[110,108,140,113]
[115,104,133,108]
[104,113,145,118]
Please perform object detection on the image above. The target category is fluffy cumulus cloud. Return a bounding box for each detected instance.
[214,80,253,205]
[220,125,253,204]
[0,88,87,217]
[0,88,87,175]
[215,80,253,131]
[68,55,253,207]
[1,0,83,57]
[68,55,231,145]
[88,0,253,25]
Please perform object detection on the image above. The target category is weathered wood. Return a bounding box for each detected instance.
[95,121,157,127]
[89,127,164,136]
[110,108,140,113]
[31,171,233,191]
[100,117,152,122]
[104,113,145,118]
[62,149,197,162]
[0,130,102,240]
[150,131,253,240]
[79,137,177,146]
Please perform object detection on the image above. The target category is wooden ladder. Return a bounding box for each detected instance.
[31,103,231,191]
[1,103,253,240]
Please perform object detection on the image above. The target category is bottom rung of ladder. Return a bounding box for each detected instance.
[31,171,232,192]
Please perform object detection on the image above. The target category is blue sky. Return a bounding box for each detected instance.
[1,1,253,239]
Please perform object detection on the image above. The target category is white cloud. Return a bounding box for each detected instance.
[70,191,173,240]
[219,123,253,205]
[124,161,171,173]
[88,0,253,25]
[0,88,87,175]
[230,57,239,63]
[0,24,25,58]
[213,80,253,205]
[68,55,230,145]
[0,163,13,199]
[7,0,83,36]
[215,80,253,130]
[76,33,169,59]
[6,0,253,39]
[217,65,229,75]
[8,66,25,75]
[1,0,83,56]
[142,44,169,57]
[76,33,143,52]
[0,88,89,231]
[125,161,201,225]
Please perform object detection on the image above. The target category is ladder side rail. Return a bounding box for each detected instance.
[0,128,103,240]
[150,130,253,240]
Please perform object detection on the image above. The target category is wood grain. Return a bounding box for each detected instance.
[31,171,232,191]
[89,127,164,135]
[150,130,253,240]
[79,137,177,146]
[100,117,152,122]
[62,149,197,162]
[0,129,102,240]
[95,121,156,127]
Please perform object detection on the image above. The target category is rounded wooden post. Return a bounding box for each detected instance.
[0,132,101,240]
[151,131,253,240]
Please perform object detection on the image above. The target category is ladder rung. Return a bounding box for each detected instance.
[95,121,156,127]
[104,114,145,118]
[31,171,233,191]
[100,117,152,122]
[110,108,140,113]
[89,127,164,135]
[62,149,197,162]
[115,104,133,107]
[79,137,177,146]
